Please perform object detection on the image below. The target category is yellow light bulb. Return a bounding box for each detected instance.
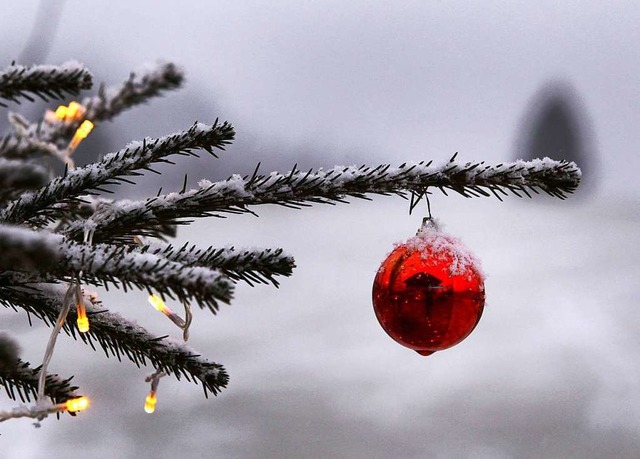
[77,316,89,333]
[147,294,186,329]
[53,101,85,122]
[76,300,89,333]
[54,105,68,119]
[144,391,157,414]
[65,396,89,412]
[69,120,94,151]
[148,294,169,315]
[66,101,82,120]
[77,119,94,136]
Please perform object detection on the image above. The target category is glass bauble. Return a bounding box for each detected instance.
[372,220,485,356]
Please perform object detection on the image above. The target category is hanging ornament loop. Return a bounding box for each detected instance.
[411,186,438,233]
[409,188,433,216]
[425,190,432,219]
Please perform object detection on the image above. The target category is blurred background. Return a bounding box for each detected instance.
[1,1,638,457]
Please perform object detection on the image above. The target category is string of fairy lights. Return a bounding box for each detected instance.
[1,100,188,423]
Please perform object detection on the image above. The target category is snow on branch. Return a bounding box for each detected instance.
[143,241,296,287]
[0,284,228,396]
[0,61,93,107]
[63,158,580,242]
[56,240,234,312]
[0,132,46,161]
[82,62,184,123]
[0,226,232,311]
[0,359,80,406]
[0,62,183,160]
[0,120,235,225]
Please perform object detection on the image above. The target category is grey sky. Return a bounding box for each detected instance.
[1,2,639,458]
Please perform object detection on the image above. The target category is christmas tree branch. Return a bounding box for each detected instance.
[0,284,228,396]
[0,62,183,160]
[0,360,80,405]
[0,132,51,161]
[61,158,580,242]
[82,62,184,123]
[0,61,92,107]
[0,120,235,225]
[0,226,233,311]
[57,241,234,312]
[143,241,296,287]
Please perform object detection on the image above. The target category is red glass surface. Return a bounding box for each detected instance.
[372,236,485,356]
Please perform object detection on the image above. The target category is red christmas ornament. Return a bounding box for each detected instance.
[372,218,485,356]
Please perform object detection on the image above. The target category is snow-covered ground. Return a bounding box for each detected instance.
[2,192,638,457]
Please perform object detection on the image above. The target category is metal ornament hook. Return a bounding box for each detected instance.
[419,215,440,234]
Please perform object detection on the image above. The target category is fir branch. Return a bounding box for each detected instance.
[0,360,80,405]
[0,112,64,163]
[143,241,296,287]
[0,120,59,160]
[0,120,235,225]
[56,240,234,312]
[82,62,184,123]
[0,227,233,311]
[0,62,183,159]
[0,284,228,396]
[63,158,580,242]
[0,61,93,107]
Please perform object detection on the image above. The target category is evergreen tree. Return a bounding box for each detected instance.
[0,61,580,423]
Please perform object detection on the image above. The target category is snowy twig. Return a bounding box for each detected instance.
[0,226,233,310]
[0,359,79,405]
[82,62,183,123]
[62,158,580,242]
[0,62,183,160]
[56,240,234,312]
[0,61,92,107]
[0,120,235,225]
[143,241,295,287]
[0,284,229,396]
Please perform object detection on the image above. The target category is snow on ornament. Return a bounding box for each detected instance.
[372,218,485,356]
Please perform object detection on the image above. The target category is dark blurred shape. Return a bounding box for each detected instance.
[17,0,66,65]
[514,80,597,196]
[0,332,20,374]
